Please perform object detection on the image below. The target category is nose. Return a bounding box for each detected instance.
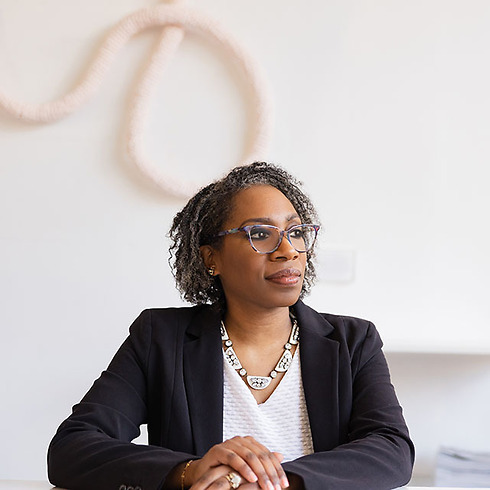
[271,232,299,261]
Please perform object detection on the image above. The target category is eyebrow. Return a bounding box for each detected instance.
[239,213,300,227]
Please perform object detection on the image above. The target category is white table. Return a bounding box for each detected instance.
[0,484,57,489]
[1,482,490,490]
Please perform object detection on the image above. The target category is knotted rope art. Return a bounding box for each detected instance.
[0,3,273,198]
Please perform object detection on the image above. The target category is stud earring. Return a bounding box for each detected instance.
[208,266,216,276]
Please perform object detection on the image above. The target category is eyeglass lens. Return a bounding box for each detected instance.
[249,225,317,253]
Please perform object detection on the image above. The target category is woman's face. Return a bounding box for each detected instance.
[206,185,307,312]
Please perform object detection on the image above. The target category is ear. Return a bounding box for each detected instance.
[200,245,221,275]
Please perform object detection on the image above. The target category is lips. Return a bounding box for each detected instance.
[265,268,302,285]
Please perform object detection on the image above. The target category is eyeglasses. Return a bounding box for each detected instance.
[216,224,320,254]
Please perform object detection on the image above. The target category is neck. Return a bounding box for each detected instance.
[223,302,293,346]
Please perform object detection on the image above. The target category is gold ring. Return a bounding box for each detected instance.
[224,472,241,489]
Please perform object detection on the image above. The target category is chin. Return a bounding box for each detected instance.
[267,289,302,308]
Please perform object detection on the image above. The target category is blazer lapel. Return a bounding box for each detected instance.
[183,306,224,456]
[294,301,341,451]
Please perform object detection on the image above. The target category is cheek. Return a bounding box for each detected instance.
[226,256,262,277]
[217,248,264,279]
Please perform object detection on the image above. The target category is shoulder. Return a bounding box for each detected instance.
[295,301,383,359]
[321,312,378,343]
[319,311,373,331]
[296,300,376,338]
[324,313,383,364]
[127,304,217,343]
[134,304,209,325]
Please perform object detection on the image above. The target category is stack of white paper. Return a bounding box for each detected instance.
[435,446,490,487]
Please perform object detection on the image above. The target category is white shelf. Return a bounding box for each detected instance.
[383,341,490,356]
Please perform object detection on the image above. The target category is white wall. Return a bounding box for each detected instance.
[1,0,490,483]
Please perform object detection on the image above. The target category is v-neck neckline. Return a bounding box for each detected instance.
[222,345,300,406]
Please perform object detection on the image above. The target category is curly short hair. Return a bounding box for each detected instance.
[168,162,320,306]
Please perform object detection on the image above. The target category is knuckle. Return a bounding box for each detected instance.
[225,452,237,464]
[197,474,212,485]
[244,450,257,462]
[258,451,270,461]
[209,445,220,455]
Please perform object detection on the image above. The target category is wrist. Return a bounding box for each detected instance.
[180,459,194,490]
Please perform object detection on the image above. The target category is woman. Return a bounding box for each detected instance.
[48,162,414,490]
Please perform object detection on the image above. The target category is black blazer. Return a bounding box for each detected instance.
[48,301,414,490]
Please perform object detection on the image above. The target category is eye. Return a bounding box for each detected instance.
[249,227,272,240]
[289,227,305,239]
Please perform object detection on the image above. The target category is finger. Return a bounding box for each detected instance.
[237,484,261,490]
[244,441,289,489]
[198,440,266,488]
[208,444,259,484]
[225,437,287,490]
[191,448,257,486]
[239,437,288,489]
[272,452,289,488]
[190,465,240,490]
[202,474,245,490]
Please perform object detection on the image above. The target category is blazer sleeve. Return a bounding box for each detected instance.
[47,311,194,490]
[282,321,415,490]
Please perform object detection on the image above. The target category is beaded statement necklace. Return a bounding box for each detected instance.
[220,316,300,390]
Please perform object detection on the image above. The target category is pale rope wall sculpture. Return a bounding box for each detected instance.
[0,3,273,198]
